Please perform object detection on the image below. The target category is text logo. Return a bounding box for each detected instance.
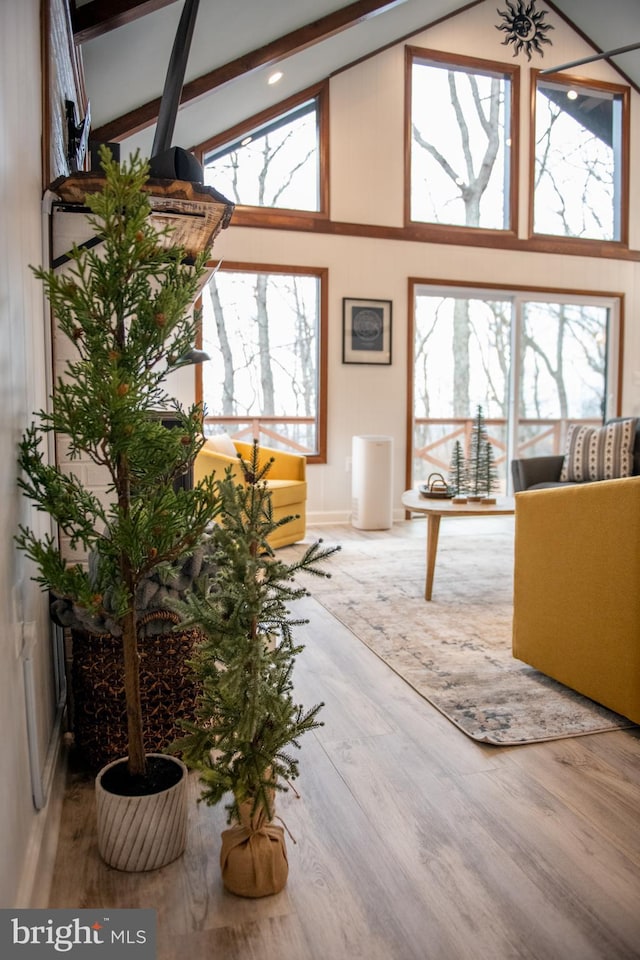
[0,909,156,958]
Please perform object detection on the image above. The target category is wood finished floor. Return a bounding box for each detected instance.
[48,521,640,960]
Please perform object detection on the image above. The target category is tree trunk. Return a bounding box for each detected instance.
[255,275,275,415]
[292,279,314,416]
[413,74,504,420]
[210,279,235,416]
[121,598,146,777]
[452,299,470,417]
[555,306,569,419]
[116,446,146,778]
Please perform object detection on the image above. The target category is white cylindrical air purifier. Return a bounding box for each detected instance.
[351,435,393,530]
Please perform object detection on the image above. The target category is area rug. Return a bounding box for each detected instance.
[287,521,636,745]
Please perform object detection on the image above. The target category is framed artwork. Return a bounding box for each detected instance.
[342,298,392,365]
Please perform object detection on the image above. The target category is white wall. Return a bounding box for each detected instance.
[0,0,65,908]
[122,0,640,523]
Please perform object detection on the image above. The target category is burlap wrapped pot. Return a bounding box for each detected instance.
[220,800,288,898]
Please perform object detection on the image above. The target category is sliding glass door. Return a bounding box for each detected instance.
[411,284,619,492]
[514,300,610,460]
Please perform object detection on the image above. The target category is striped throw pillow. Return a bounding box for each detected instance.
[560,419,638,483]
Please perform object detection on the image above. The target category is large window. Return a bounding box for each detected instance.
[199,87,326,214]
[410,282,620,490]
[408,48,517,231]
[200,265,327,461]
[533,75,628,242]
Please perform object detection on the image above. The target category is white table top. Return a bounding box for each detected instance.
[401,489,515,516]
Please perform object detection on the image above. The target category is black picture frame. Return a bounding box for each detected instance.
[342,298,392,365]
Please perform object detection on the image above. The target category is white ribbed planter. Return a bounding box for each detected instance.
[95,754,188,872]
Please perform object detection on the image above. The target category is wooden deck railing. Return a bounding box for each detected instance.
[205,415,601,480]
[203,416,316,455]
[413,417,600,476]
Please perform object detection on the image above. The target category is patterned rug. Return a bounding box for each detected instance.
[286,520,636,745]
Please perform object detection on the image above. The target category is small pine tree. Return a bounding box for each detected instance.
[482,439,499,496]
[15,150,223,781]
[448,439,468,496]
[174,442,339,825]
[468,405,490,497]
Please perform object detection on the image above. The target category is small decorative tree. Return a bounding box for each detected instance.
[448,439,468,496]
[481,439,499,498]
[468,405,490,498]
[174,442,339,897]
[15,150,222,788]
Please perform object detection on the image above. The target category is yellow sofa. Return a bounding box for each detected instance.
[513,476,640,724]
[194,437,307,548]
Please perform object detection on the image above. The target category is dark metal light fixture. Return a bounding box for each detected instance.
[149,0,203,183]
[540,41,640,75]
[66,99,91,172]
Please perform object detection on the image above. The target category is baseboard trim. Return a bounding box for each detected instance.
[307,508,407,526]
[15,733,68,907]
[307,511,351,525]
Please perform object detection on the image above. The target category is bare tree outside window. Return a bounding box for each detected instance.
[414,294,512,420]
[200,102,323,455]
[534,80,622,240]
[409,55,616,487]
[203,101,319,211]
[410,58,511,230]
[410,55,512,417]
[412,288,611,488]
[413,293,512,486]
[520,302,607,422]
[201,270,321,455]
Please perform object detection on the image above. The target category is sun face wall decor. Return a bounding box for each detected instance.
[496,0,554,60]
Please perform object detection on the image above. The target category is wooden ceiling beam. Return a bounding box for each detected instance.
[71,0,179,45]
[91,0,407,143]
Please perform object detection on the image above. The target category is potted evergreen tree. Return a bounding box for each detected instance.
[16,150,226,871]
[173,443,339,897]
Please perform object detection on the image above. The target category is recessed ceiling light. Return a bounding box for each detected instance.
[567,88,578,100]
[268,71,283,85]
[240,136,253,146]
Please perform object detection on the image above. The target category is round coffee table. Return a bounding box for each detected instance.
[401,489,515,600]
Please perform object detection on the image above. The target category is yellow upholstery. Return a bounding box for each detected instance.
[513,477,640,724]
[194,440,307,548]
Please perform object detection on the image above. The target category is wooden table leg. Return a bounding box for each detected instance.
[425,513,441,601]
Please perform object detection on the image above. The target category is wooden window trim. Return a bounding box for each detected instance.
[404,46,520,236]
[224,212,640,262]
[196,260,328,465]
[529,70,631,248]
[192,81,330,223]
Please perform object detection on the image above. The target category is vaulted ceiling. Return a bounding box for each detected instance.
[73,0,640,159]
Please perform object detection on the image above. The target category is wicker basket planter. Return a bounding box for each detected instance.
[70,615,201,771]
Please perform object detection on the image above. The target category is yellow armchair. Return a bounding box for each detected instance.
[194,437,307,548]
[513,476,640,724]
